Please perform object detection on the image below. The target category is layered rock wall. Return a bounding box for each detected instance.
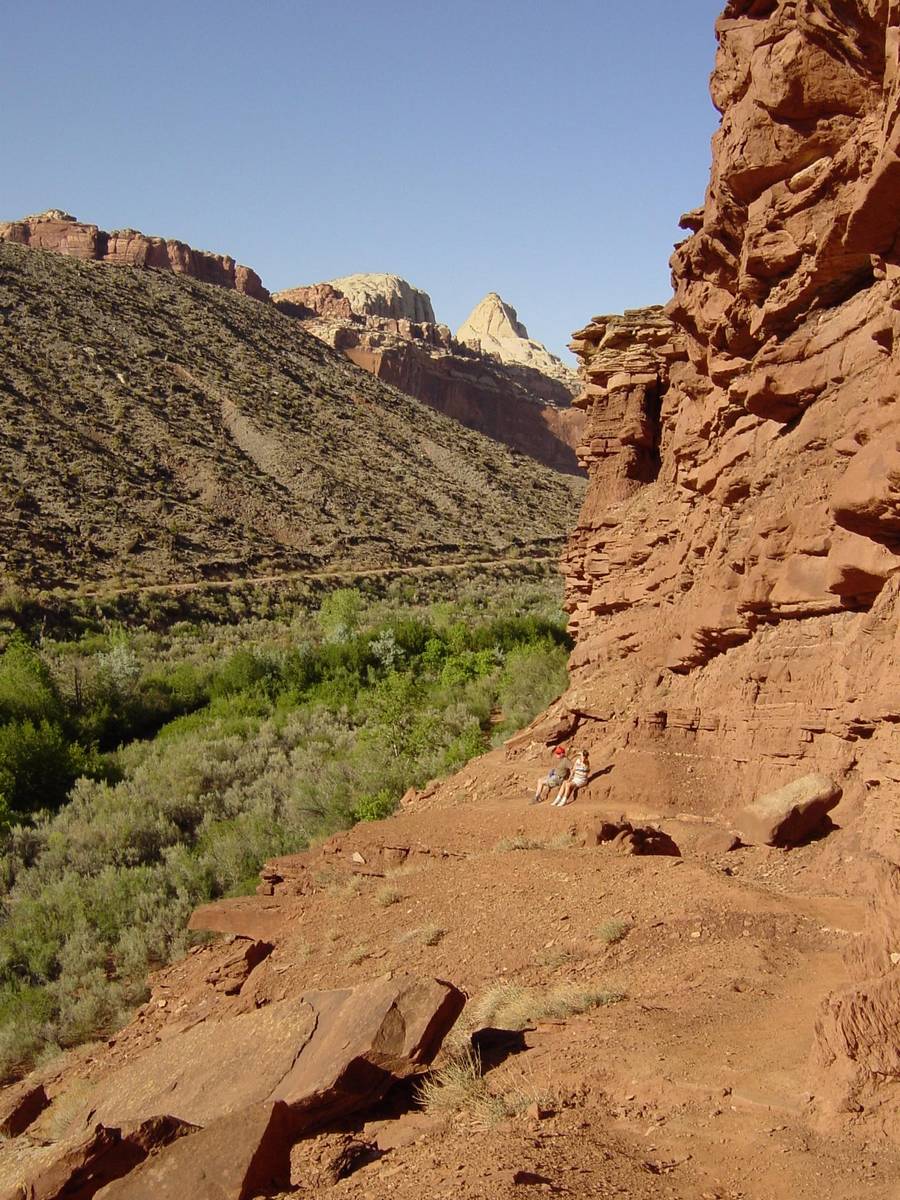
[275,277,585,474]
[0,211,268,300]
[550,0,899,1130]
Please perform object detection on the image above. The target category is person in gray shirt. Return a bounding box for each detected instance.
[531,745,571,804]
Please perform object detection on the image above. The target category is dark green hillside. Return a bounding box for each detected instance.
[0,242,583,591]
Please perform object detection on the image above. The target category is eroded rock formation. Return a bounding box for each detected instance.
[457,292,577,388]
[539,0,899,1132]
[0,211,268,300]
[275,274,584,473]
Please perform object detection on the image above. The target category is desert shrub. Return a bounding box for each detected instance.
[0,720,95,818]
[0,640,63,725]
[211,648,280,698]
[0,577,573,1077]
[495,642,569,734]
[317,587,364,642]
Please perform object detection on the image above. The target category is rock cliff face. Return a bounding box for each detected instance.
[275,276,585,474]
[545,0,899,1132]
[0,211,268,300]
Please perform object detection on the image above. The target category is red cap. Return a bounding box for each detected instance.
[553,745,566,756]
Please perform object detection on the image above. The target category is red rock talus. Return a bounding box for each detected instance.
[550,0,899,1129]
[0,212,268,301]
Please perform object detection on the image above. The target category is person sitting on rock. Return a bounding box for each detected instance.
[552,748,589,807]
[531,745,571,804]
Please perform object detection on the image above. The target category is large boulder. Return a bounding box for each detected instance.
[737,774,842,847]
[89,975,464,1132]
[94,1103,293,1200]
[0,1116,194,1200]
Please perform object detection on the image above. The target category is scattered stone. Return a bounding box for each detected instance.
[595,821,680,857]
[204,939,273,994]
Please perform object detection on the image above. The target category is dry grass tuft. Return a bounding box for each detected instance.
[345,945,368,966]
[596,918,631,945]
[395,923,446,948]
[415,1047,508,1128]
[33,1078,96,1143]
[417,1048,557,1129]
[493,835,546,852]
[468,982,625,1031]
[493,832,579,853]
[376,886,401,907]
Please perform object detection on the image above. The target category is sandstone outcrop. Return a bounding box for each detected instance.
[275,275,585,473]
[1,1116,196,1200]
[0,212,268,301]
[93,1104,293,1200]
[324,273,436,323]
[0,1082,48,1137]
[88,975,463,1131]
[533,0,899,1132]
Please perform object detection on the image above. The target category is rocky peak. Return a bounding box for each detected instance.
[458,292,529,344]
[457,292,577,387]
[323,273,436,324]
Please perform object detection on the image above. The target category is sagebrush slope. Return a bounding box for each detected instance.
[0,243,583,590]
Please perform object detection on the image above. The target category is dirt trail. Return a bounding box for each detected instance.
[13,745,895,1200]
[73,554,560,600]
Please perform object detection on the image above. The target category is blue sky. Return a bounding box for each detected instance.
[2,1,723,360]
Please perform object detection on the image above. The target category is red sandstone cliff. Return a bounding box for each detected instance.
[529,0,900,1132]
[0,211,269,301]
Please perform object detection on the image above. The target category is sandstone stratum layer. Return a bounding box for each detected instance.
[520,0,899,1134]
[275,276,584,474]
[0,210,268,300]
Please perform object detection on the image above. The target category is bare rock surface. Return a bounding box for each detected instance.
[457,292,577,387]
[94,1103,293,1200]
[537,0,900,1136]
[88,975,463,1131]
[324,274,436,324]
[0,211,267,300]
[0,1116,194,1200]
[0,1082,48,1137]
[274,277,584,473]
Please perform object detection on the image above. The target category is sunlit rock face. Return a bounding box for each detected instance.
[275,277,585,474]
[534,0,899,1133]
[0,211,268,299]
[456,292,578,388]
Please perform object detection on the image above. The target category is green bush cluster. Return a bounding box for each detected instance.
[0,580,571,1078]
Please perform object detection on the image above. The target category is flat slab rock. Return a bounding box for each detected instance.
[0,1115,194,1200]
[737,774,842,847]
[89,974,464,1132]
[94,1103,293,1200]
